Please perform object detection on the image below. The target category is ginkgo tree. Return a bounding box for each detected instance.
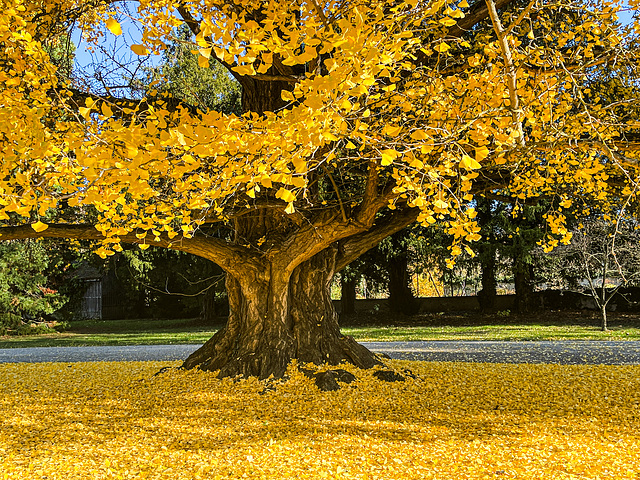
[1,0,640,379]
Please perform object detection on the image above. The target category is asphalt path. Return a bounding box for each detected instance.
[2,341,640,365]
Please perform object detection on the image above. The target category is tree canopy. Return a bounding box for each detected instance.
[1,0,638,252]
[1,0,640,379]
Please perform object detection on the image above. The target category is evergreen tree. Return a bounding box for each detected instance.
[0,241,66,335]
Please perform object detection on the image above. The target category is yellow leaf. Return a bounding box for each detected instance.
[131,44,150,56]
[282,90,295,102]
[340,98,353,110]
[139,243,150,250]
[323,132,339,142]
[277,188,296,203]
[101,102,113,117]
[106,18,122,36]
[198,55,210,69]
[291,177,306,188]
[31,221,48,233]
[284,203,295,214]
[381,149,398,166]
[232,64,256,76]
[439,18,457,27]
[475,146,490,161]
[460,154,481,170]
[410,130,429,140]
[434,42,450,53]
[383,124,403,136]
[434,199,449,210]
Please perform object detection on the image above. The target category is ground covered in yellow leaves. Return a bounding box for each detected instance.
[1,361,639,479]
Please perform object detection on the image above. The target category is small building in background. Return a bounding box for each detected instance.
[73,264,102,319]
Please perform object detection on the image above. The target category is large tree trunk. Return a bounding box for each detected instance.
[182,248,381,379]
[182,75,383,379]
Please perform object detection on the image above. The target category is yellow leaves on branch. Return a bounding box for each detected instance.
[1,361,640,479]
[0,0,636,252]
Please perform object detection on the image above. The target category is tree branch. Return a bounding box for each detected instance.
[447,0,516,38]
[176,4,245,85]
[335,208,420,271]
[0,224,253,278]
[485,0,525,147]
[61,87,201,118]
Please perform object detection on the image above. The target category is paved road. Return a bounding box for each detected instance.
[2,341,640,365]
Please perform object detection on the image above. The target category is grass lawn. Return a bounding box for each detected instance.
[0,317,222,348]
[1,360,639,479]
[1,311,640,348]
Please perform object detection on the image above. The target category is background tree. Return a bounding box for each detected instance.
[340,227,422,317]
[1,0,639,379]
[0,241,67,335]
[140,24,241,115]
[499,203,546,313]
[549,214,640,330]
[475,198,501,311]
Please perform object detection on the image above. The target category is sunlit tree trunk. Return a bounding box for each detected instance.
[183,248,380,378]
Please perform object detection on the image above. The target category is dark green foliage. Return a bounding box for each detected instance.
[105,246,226,320]
[0,241,67,335]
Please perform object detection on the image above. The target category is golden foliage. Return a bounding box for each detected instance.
[1,360,639,479]
[0,0,639,259]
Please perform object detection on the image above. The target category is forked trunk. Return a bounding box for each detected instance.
[182,70,383,379]
[182,248,381,379]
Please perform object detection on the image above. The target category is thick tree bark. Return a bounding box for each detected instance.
[182,248,381,378]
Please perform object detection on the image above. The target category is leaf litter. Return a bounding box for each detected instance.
[0,360,639,479]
